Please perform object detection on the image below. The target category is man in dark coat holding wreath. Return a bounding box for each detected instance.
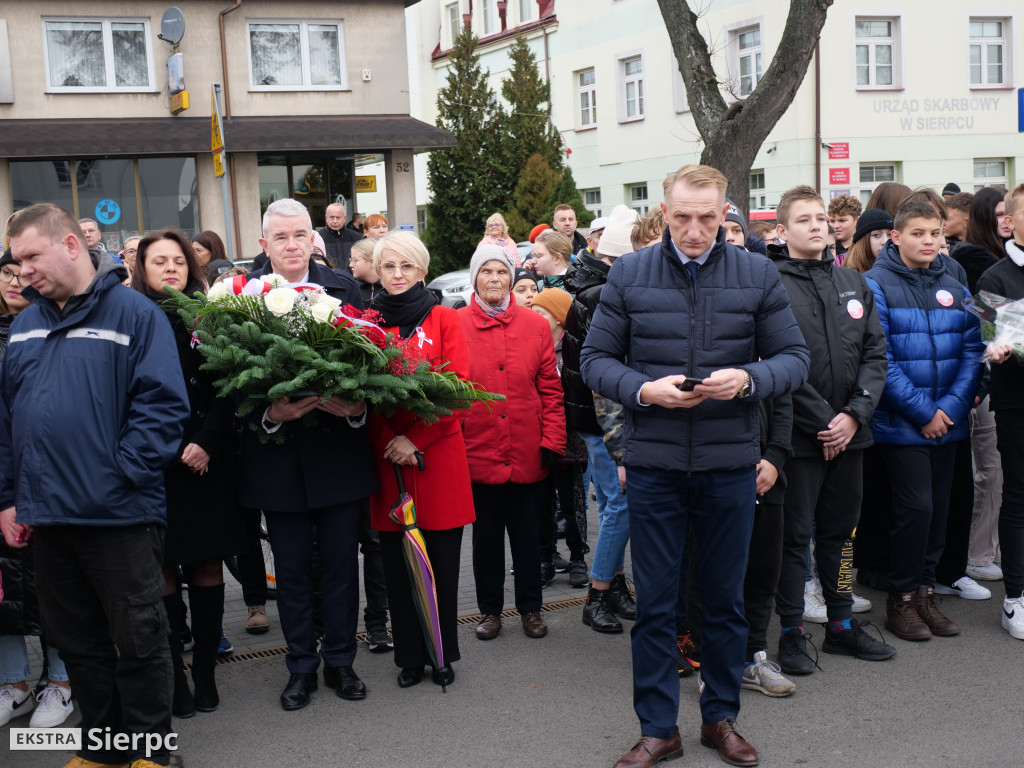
[241,198,379,711]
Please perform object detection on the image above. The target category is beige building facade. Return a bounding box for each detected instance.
[0,0,450,259]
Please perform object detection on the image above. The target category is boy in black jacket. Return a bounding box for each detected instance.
[769,186,896,673]
[977,182,1024,640]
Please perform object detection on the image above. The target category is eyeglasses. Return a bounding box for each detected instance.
[123,248,137,256]
[379,262,419,275]
[0,267,24,286]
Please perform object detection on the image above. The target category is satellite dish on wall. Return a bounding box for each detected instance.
[158,7,186,46]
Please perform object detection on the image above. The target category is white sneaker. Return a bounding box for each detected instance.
[934,576,991,600]
[742,650,796,697]
[803,580,827,623]
[29,684,74,728]
[1002,596,1024,640]
[0,684,34,727]
[967,563,1004,581]
[851,593,872,613]
[695,671,705,695]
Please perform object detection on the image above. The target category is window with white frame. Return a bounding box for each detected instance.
[417,207,428,234]
[446,3,461,47]
[619,54,645,121]
[629,183,649,215]
[749,170,766,210]
[973,158,1008,191]
[855,18,900,88]
[577,68,597,129]
[248,21,347,89]
[518,0,533,24]
[43,18,154,91]
[859,163,897,205]
[584,189,602,218]
[481,0,496,36]
[733,25,763,97]
[969,18,1009,87]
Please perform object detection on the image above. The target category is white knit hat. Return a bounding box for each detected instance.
[469,244,516,292]
[597,205,640,260]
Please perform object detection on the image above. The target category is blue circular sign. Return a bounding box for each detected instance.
[95,199,121,225]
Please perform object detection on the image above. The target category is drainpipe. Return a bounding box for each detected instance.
[814,40,821,196]
[219,0,243,259]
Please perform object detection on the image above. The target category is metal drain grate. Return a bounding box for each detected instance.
[190,596,592,668]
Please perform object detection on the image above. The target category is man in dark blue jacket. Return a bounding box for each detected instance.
[0,204,189,767]
[241,198,380,712]
[582,165,808,768]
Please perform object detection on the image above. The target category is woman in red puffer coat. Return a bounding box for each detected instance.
[458,245,566,643]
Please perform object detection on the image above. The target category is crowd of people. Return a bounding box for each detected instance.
[0,166,1023,768]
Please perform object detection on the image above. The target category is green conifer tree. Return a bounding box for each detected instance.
[501,36,563,178]
[423,27,510,274]
[505,153,561,241]
[545,166,594,229]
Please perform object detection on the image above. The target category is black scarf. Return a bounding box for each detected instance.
[373,281,438,338]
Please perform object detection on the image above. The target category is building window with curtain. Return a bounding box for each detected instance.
[42,18,155,92]
[248,20,347,90]
[577,68,597,129]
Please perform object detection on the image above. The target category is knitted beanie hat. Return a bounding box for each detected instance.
[853,208,894,244]
[530,286,573,326]
[597,205,640,260]
[469,244,516,293]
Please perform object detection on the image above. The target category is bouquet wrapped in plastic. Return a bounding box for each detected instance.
[165,275,503,441]
[964,290,1024,363]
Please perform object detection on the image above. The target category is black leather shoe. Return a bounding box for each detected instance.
[323,665,367,700]
[280,672,318,711]
[582,587,624,633]
[431,665,455,687]
[397,667,424,688]
[540,560,555,587]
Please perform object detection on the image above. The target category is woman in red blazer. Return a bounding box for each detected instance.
[458,245,566,642]
[368,231,474,690]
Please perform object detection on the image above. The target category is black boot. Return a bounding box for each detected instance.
[163,593,196,719]
[582,587,623,633]
[188,583,224,712]
[607,573,637,620]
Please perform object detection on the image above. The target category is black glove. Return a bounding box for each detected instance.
[541,447,563,468]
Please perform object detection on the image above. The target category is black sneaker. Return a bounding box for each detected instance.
[540,560,555,587]
[822,619,897,661]
[569,560,589,588]
[368,628,394,653]
[777,627,818,675]
[552,549,570,573]
[676,637,694,678]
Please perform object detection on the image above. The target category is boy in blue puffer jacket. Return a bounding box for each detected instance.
[864,200,984,643]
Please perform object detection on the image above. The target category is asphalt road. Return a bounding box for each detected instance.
[6,575,1022,768]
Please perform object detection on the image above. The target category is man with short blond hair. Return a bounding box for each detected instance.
[582,165,808,768]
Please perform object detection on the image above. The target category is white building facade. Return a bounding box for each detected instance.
[362,0,1022,225]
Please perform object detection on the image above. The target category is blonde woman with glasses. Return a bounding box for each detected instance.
[478,213,521,267]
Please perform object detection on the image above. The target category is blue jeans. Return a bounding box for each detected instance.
[582,433,630,582]
[627,465,755,736]
[0,636,69,684]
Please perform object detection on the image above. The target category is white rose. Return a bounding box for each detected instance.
[310,301,335,324]
[206,281,229,302]
[264,287,299,317]
[264,273,287,289]
[318,294,342,312]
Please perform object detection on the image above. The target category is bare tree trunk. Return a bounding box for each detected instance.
[658,0,834,218]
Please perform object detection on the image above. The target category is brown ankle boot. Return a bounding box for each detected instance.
[885,591,932,641]
[915,585,961,637]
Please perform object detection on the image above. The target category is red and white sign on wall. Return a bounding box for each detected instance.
[828,142,850,160]
[829,167,850,185]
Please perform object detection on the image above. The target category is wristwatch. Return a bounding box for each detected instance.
[736,370,752,399]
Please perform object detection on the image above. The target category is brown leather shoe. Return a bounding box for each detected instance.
[700,718,759,767]
[885,591,932,641]
[613,730,683,768]
[916,585,961,636]
[475,614,501,640]
[522,611,548,638]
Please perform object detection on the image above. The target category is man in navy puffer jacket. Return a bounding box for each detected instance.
[864,200,984,643]
[0,204,188,767]
[582,165,808,768]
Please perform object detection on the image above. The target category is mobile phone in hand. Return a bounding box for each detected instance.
[675,377,704,392]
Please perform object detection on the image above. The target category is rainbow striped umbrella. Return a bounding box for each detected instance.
[388,456,446,686]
